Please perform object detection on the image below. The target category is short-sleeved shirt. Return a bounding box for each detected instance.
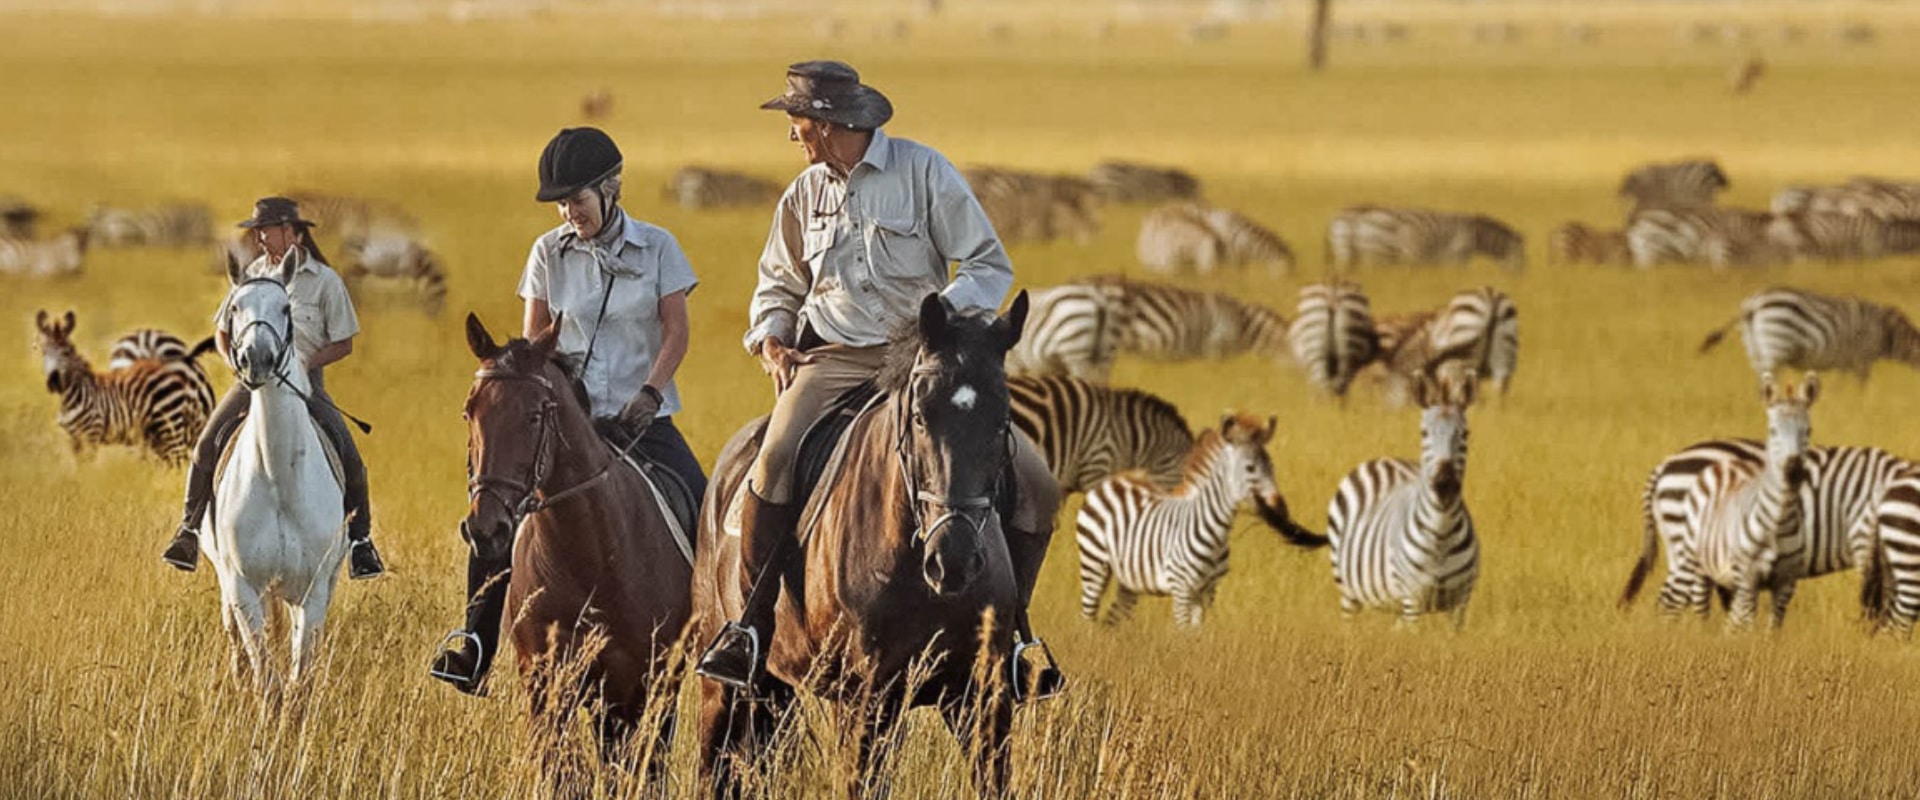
[214,251,360,368]
[745,129,1014,353]
[518,211,699,420]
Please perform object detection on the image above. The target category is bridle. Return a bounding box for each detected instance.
[465,366,611,532]
[894,359,1013,547]
[221,277,296,391]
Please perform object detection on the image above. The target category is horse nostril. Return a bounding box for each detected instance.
[923,552,947,593]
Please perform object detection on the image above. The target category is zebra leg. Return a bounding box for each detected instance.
[1396,598,1421,629]
[1338,594,1362,620]
[1768,579,1797,630]
[1104,589,1139,626]
[1076,549,1109,621]
[1171,591,1204,630]
[1449,602,1469,631]
[1727,581,1760,631]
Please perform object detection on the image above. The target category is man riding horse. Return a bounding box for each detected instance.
[695,60,1063,697]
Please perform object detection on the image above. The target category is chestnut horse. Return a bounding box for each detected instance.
[693,293,1051,798]
[460,314,693,779]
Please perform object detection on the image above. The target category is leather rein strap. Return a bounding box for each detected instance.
[467,368,611,528]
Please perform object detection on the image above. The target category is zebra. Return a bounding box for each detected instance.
[33,310,216,465]
[962,166,1102,244]
[1865,464,1920,636]
[1087,161,1201,204]
[1699,287,1920,381]
[1136,202,1226,274]
[1842,177,1920,218]
[108,329,215,370]
[84,203,213,248]
[1372,288,1517,404]
[1286,281,1380,400]
[1204,207,1293,274]
[1,196,40,239]
[1766,212,1920,262]
[1627,438,1910,619]
[338,231,449,315]
[1075,414,1324,628]
[1617,158,1729,212]
[661,166,782,210]
[1625,206,1780,268]
[1005,282,1126,382]
[1326,368,1479,626]
[1772,179,1920,221]
[282,190,418,241]
[1326,206,1525,271]
[1548,222,1630,266]
[0,229,88,278]
[1009,375,1194,495]
[1082,275,1291,363]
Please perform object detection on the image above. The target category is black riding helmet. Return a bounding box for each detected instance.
[535,127,623,203]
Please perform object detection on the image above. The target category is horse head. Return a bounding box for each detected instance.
[892,290,1029,596]
[221,249,299,390]
[460,312,573,563]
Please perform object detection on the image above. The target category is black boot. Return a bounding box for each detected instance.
[695,490,802,689]
[428,556,510,696]
[344,467,385,580]
[161,525,201,572]
[162,460,215,572]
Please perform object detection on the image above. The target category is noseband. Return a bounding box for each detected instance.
[466,367,611,531]
[222,277,295,391]
[895,362,1012,546]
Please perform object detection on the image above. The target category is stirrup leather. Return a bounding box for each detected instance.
[429,630,485,683]
[696,622,761,690]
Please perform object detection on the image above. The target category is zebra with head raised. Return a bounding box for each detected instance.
[1009,375,1194,495]
[1286,281,1380,401]
[1699,287,1920,382]
[33,310,215,465]
[1625,206,1781,268]
[1765,212,1920,263]
[1548,221,1631,266]
[1326,206,1525,271]
[1005,282,1126,382]
[1087,161,1201,204]
[1327,368,1479,626]
[1076,414,1323,628]
[1618,158,1729,212]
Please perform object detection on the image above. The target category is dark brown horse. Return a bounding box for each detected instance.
[461,314,693,781]
[693,293,1052,798]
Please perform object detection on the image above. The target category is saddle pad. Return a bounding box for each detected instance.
[724,383,886,540]
[611,448,698,566]
[213,411,345,490]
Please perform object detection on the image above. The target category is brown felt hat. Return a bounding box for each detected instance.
[236,196,315,229]
[759,60,893,130]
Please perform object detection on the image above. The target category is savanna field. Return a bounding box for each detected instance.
[6,2,1920,797]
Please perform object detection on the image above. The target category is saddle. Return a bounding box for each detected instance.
[609,446,699,565]
[213,408,346,490]
[723,381,884,542]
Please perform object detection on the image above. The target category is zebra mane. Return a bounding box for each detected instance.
[1168,429,1227,492]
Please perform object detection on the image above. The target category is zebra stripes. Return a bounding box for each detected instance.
[1076,414,1316,628]
[1286,281,1379,400]
[1005,282,1125,382]
[1372,287,1518,404]
[0,229,87,278]
[1765,212,1920,262]
[1618,158,1729,212]
[1772,177,1920,222]
[662,166,782,210]
[1008,375,1193,495]
[1136,202,1293,275]
[1699,287,1920,380]
[33,310,215,465]
[1548,222,1630,266]
[1327,369,1479,625]
[961,166,1102,244]
[109,329,214,371]
[1327,206,1525,270]
[1085,275,1292,363]
[1087,160,1201,204]
[1625,206,1779,268]
[2,196,40,239]
[339,231,449,315]
[282,190,419,240]
[84,203,213,248]
[1866,465,1920,636]
[1683,375,1817,628]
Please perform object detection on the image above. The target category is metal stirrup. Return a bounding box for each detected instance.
[698,623,761,690]
[429,630,485,683]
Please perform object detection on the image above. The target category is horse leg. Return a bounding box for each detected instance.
[697,676,794,800]
[219,591,249,686]
[229,583,274,696]
[288,582,334,687]
[942,688,1015,799]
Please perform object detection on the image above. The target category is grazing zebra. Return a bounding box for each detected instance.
[1286,281,1379,400]
[33,310,216,465]
[1136,203,1226,274]
[338,232,449,315]
[1677,375,1817,628]
[962,166,1102,244]
[282,190,418,240]
[1373,288,1517,404]
[1548,221,1630,266]
[1326,207,1525,271]
[1617,158,1729,211]
[1087,161,1201,204]
[2,196,40,239]
[1766,212,1920,262]
[1204,207,1293,274]
[1009,375,1193,494]
[1628,438,1909,618]
[1843,177,1920,218]
[662,166,782,210]
[108,329,215,370]
[1699,287,1920,380]
[1625,206,1780,268]
[1005,282,1126,382]
[1326,369,1479,626]
[1083,275,1291,362]
[1076,414,1323,628]
[1866,465,1920,636]
[0,229,87,277]
[84,203,214,248]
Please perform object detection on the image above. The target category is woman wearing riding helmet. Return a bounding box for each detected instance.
[428,126,706,694]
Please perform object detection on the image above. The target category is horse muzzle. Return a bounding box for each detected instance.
[460,516,516,563]
[920,507,988,597]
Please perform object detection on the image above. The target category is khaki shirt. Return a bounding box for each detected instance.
[745,129,1013,352]
[518,211,699,419]
[214,251,360,368]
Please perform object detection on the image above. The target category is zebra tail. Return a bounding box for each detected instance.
[1860,529,1891,629]
[1619,473,1661,609]
[186,336,217,361]
[1254,492,1329,548]
[1697,314,1741,354]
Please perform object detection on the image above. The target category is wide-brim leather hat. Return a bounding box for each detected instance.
[236,196,315,229]
[759,60,893,130]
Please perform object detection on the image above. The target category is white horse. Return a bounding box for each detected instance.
[203,251,347,693]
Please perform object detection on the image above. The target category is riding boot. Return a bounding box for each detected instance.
[428,555,511,696]
[344,482,385,580]
[161,458,216,571]
[1003,523,1066,702]
[695,489,803,688]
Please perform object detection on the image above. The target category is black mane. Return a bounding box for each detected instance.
[875,306,1006,394]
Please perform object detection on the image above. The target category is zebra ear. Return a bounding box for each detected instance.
[1260,415,1277,443]
[1759,371,1779,403]
[1802,372,1821,404]
[60,310,74,334]
[465,313,501,361]
[1219,413,1235,437]
[34,309,48,332]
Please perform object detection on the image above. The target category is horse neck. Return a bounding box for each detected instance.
[242,357,323,486]
[539,378,611,501]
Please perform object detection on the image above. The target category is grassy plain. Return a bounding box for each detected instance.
[4,2,1920,797]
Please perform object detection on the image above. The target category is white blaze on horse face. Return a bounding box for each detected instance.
[951,385,977,412]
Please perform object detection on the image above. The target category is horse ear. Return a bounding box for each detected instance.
[918,292,948,349]
[530,312,564,360]
[465,313,501,360]
[277,248,297,285]
[226,249,244,286]
[999,290,1030,351]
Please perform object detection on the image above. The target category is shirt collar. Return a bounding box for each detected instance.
[246,251,320,277]
[857,128,892,173]
[561,209,649,253]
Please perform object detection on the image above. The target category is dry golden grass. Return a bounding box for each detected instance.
[5,3,1920,797]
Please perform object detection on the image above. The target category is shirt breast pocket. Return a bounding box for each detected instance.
[868,215,937,279]
[293,305,325,343]
[802,220,838,269]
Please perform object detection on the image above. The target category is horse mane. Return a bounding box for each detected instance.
[493,337,592,412]
[874,305,1007,394]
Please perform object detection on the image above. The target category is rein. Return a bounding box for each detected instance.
[467,367,613,529]
[893,361,1013,544]
[222,276,375,433]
